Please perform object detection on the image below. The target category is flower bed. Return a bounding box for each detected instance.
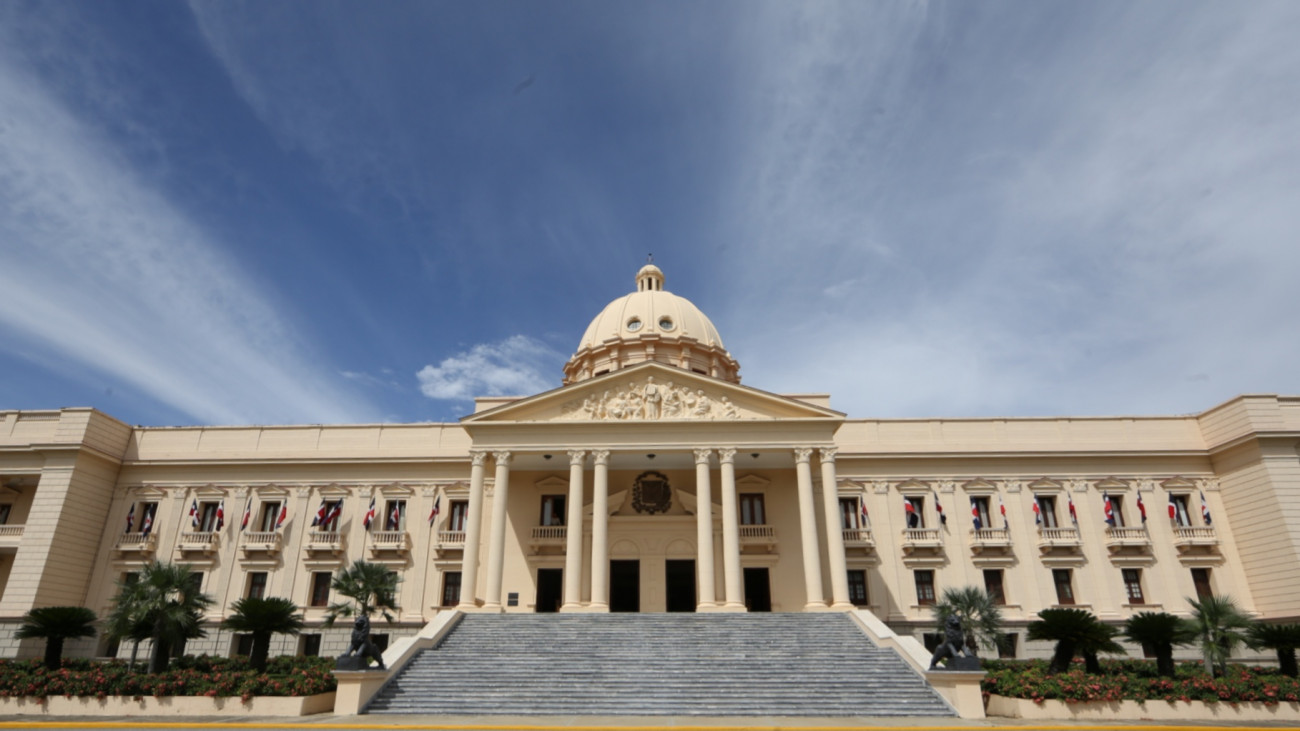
[982,658,1300,705]
[0,655,336,702]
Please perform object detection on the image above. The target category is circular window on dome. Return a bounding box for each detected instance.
[658,317,674,331]
[626,318,643,332]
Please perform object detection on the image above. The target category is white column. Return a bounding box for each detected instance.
[457,451,488,610]
[589,450,611,611]
[795,447,827,609]
[693,448,716,609]
[820,447,853,609]
[562,450,586,611]
[483,450,512,612]
[719,448,745,610]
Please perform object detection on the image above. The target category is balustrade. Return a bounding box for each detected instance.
[239,531,281,553]
[178,531,220,553]
[114,532,157,553]
[842,528,875,547]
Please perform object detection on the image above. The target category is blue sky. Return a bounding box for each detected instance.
[2,1,1298,426]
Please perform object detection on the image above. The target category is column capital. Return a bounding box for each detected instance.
[470,450,489,467]
[793,447,814,464]
[567,449,586,466]
[819,446,838,462]
[592,449,611,465]
[492,450,512,465]
[717,448,736,464]
[693,448,713,465]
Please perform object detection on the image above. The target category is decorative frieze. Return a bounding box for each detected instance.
[557,376,750,421]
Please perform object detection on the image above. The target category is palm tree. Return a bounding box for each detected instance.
[1124,611,1196,678]
[15,606,98,669]
[222,597,305,672]
[109,561,214,673]
[932,586,1004,656]
[1187,594,1251,678]
[1247,622,1300,678]
[1027,608,1125,674]
[325,560,401,626]
[104,574,154,672]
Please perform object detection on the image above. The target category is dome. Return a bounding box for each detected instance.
[563,265,741,384]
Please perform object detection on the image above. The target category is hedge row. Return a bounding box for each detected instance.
[982,658,1300,705]
[0,656,336,701]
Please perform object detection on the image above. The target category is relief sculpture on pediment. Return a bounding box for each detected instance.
[557,375,755,421]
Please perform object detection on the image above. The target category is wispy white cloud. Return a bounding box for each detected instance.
[417,336,563,401]
[0,40,379,425]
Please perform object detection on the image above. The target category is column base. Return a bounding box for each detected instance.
[714,603,748,613]
[476,603,506,614]
[559,603,585,613]
[803,602,835,611]
[585,602,610,613]
[828,601,856,611]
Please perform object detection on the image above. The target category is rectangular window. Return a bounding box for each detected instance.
[914,570,936,606]
[1110,495,1127,527]
[1052,569,1075,605]
[198,502,221,532]
[906,496,926,529]
[1191,568,1213,600]
[122,571,140,587]
[998,633,1018,659]
[0,504,10,525]
[298,634,322,657]
[1123,568,1145,604]
[188,572,204,595]
[1037,496,1058,528]
[139,502,158,534]
[321,500,343,531]
[847,570,869,606]
[540,495,566,526]
[739,494,766,525]
[441,571,462,607]
[971,497,992,529]
[384,500,406,531]
[983,569,1006,605]
[839,498,861,530]
[258,501,281,532]
[246,571,268,600]
[448,501,469,532]
[1171,495,1193,527]
[310,571,331,607]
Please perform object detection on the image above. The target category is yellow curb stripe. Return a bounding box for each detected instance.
[0,724,1295,731]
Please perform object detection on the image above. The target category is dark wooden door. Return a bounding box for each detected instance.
[610,560,640,612]
[535,568,563,613]
[743,567,771,612]
[665,560,696,612]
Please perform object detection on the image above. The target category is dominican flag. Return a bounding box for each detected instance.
[189,499,200,529]
[428,494,442,526]
[999,496,1007,527]
[240,501,251,532]
[1032,500,1042,526]
[324,500,343,528]
[970,498,983,531]
[124,503,135,533]
[363,496,377,530]
[1103,492,1116,526]
[904,499,918,528]
[858,498,869,528]
[933,490,947,525]
[214,499,225,531]
[312,500,329,527]
[1068,494,1078,524]
[387,501,402,531]
[141,505,154,537]
[1200,492,1213,525]
[275,503,288,530]
[1168,493,1177,520]
[1136,493,1148,523]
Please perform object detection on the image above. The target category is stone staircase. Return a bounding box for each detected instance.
[365,613,954,716]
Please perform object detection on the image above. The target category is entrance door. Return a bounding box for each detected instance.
[743,567,771,612]
[665,560,696,612]
[609,560,640,612]
[535,568,563,613]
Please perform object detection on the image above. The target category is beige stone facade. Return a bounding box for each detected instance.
[1,265,1298,661]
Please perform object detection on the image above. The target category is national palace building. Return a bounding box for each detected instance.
[1,263,1298,660]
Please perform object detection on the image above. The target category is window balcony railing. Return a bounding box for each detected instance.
[178,531,221,553]
[1105,526,1152,553]
[900,527,942,554]
[528,525,567,554]
[842,528,875,548]
[0,524,24,545]
[239,531,282,554]
[369,530,410,555]
[114,532,157,553]
[435,530,466,549]
[1036,526,1082,552]
[969,527,1013,553]
[739,524,778,552]
[305,530,343,554]
[1172,525,1219,553]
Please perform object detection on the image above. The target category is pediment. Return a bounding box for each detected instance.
[463,362,843,424]
[1094,476,1130,492]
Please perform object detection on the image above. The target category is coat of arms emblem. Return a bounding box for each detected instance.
[632,471,672,515]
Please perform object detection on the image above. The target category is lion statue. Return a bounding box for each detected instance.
[341,615,386,670]
[928,615,973,670]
